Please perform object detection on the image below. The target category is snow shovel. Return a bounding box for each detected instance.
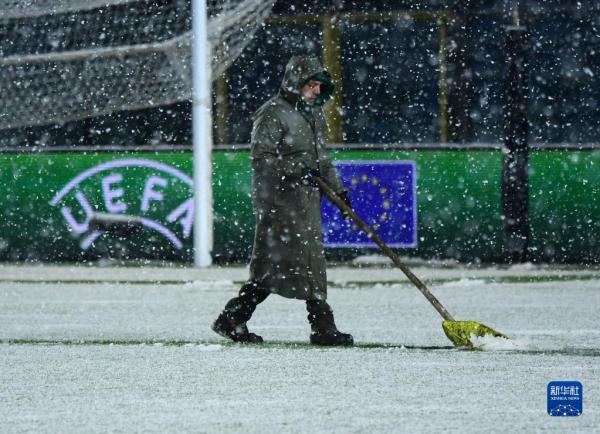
[315,176,508,349]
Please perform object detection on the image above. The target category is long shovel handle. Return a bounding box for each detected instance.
[315,175,455,322]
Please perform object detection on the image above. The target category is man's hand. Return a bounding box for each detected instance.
[301,167,321,187]
[338,190,352,219]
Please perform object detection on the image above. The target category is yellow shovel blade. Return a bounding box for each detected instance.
[442,320,508,349]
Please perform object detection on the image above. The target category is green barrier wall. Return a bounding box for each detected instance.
[0,149,598,263]
[529,150,600,263]
[1,152,194,262]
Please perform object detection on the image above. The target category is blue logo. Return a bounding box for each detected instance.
[322,161,417,248]
[547,381,583,416]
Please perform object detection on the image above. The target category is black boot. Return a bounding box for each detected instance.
[212,315,263,343]
[211,281,269,343]
[306,300,353,346]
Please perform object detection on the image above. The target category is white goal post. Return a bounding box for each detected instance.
[192,0,212,267]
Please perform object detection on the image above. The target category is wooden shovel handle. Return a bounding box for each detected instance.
[315,175,455,322]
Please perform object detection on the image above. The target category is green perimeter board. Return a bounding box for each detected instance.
[0,152,194,262]
[214,149,505,263]
[331,149,505,262]
[0,149,598,263]
[528,149,600,263]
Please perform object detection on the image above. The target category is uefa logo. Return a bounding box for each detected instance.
[49,158,194,251]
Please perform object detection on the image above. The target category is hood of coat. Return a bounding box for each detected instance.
[280,55,334,106]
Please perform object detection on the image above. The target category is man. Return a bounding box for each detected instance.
[212,55,353,346]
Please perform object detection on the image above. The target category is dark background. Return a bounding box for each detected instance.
[1,0,599,148]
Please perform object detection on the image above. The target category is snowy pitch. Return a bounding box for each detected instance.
[1,262,599,432]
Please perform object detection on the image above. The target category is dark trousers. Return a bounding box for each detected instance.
[221,281,337,333]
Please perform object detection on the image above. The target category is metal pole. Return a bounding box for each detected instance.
[192,0,213,267]
[321,14,343,144]
[502,6,529,263]
[438,13,448,143]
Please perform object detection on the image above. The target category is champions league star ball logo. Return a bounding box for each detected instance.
[49,159,193,250]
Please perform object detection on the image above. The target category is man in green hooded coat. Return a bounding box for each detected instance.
[212,55,353,346]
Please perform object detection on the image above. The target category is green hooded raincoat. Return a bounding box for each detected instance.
[248,55,346,301]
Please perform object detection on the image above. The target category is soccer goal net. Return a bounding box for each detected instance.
[0,0,273,130]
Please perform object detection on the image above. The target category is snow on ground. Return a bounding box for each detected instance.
[0,263,599,433]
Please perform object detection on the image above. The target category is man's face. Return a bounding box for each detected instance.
[301,79,322,105]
